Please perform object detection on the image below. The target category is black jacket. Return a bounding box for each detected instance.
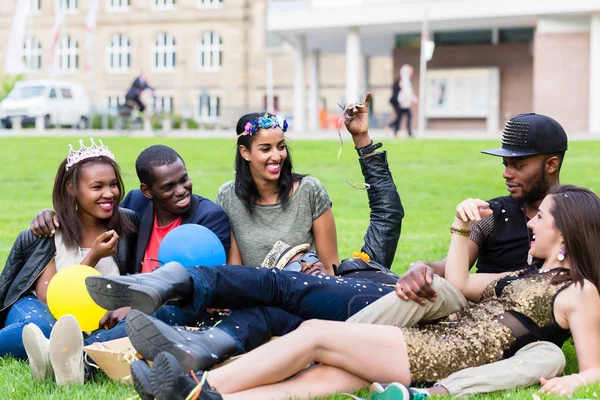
[121,190,231,273]
[126,77,153,99]
[0,209,139,323]
[389,79,401,107]
[336,151,403,284]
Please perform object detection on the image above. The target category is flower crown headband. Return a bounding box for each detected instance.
[240,113,288,137]
[66,138,115,171]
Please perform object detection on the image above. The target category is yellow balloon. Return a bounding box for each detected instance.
[47,264,108,332]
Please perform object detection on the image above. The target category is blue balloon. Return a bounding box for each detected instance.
[158,224,226,268]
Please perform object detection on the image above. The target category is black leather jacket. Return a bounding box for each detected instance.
[0,209,139,323]
[336,151,403,283]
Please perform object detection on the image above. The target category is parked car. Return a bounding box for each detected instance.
[0,80,91,129]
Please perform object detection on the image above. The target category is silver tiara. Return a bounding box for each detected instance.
[66,138,115,171]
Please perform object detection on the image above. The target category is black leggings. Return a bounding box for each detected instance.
[389,106,412,136]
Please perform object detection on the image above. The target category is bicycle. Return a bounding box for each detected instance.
[116,99,144,133]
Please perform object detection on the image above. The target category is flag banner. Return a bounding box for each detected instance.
[84,0,99,78]
[4,0,30,75]
[49,0,64,75]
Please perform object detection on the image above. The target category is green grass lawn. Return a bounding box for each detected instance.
[1,136,600,399]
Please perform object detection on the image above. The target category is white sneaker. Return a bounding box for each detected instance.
[22,323,53,381]
[49,315,84,385]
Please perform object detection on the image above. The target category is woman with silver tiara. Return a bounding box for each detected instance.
[0,138,138,385]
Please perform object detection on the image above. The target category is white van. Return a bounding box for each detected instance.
[0,80,91,129]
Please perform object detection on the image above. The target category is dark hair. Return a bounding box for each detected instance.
[52,156,135,251]
[135,145,184,186]
[234,112,304,214]
[549,185,600,292]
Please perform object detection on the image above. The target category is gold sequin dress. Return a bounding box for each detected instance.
[403,267,572,383]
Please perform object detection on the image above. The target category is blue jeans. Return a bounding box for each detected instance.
[0,295,56,359]
[84,304,197,346]
[185,265,393,324]
[191,306,303,356]
[180,266,392,356]
[0,296,196,359]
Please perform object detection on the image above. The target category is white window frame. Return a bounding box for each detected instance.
[197,32,222,71]
[23,36,42,71]
[153,96,173,113]
[56,35,79,72]
[152,32,176,71]
[23,0,42,13]
[107,96,126,111]
[106,0,130,12]
[60,0,79,12]
[152,0,175,10]
[197,0,222,8]
[198,94,221,121]
[107,34,131,73]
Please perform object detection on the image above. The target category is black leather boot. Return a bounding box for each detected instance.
[126,310,238,371]
[85,262,193,314]
[130,359,154,400]
[151,352,223,400]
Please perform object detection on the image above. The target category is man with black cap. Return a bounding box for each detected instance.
[395,112,568,304]
[346,113,569,397]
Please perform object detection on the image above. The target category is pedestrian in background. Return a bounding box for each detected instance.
[388,64,417,138]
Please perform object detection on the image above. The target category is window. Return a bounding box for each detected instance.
[499,28,534,43]
[395,33,421,49]
[197,0,222,8]
[152,0,175,10]
[24,0,41,12]
[152,32,176,70]
[198,94,220,120]
[107,96,125,110]
[49,88,57,98]
[60,0,78,12]
[265,31,283,49]
[434,30,492,46]
[107,34,131,72]
[56,35,79,72]
[61,88,73,98]
[154,96,173,113]
[23,36,42,71]
[107,0,130,11]
[197,32,222,71]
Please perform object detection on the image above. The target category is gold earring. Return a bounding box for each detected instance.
[557,248,565,262]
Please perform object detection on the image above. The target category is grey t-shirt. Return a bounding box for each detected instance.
[216,176,332,267]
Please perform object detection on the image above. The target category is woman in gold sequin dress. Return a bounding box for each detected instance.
[141,184,600,400]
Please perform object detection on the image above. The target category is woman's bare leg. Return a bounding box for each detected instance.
[207,320,411,394]
[222,364,368,400]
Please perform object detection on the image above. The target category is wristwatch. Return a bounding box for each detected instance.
[356,141,382,157]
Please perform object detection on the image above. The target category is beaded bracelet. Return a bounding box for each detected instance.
[450,226,471,237]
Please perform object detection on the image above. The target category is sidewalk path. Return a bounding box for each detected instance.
[0,128,599,141]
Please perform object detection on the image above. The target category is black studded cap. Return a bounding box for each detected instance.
[481,113,568,157]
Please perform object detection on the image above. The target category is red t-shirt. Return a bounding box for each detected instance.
[141,214,182,273]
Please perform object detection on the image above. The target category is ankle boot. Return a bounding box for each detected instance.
[85,262,193,314]
[151,352,223,400]
[130,359,154,400]
[126,310,238,371]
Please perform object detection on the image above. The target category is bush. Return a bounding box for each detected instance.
[170,114,199,130]
[91,114,116,130]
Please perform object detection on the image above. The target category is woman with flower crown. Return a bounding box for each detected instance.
[0,139,138,385]
[215,113,339,273]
